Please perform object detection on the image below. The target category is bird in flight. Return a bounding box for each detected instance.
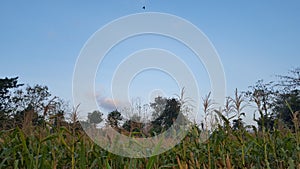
[142,6,145,10]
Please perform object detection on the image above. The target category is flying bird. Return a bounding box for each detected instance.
[142,6,145,10]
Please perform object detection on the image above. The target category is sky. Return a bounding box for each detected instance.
[1,1,300,124]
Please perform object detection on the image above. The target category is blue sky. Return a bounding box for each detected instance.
[1,1,300,123]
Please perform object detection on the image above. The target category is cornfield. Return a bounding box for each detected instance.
[0,112,299,169]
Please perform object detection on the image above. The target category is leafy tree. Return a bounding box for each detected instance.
[254,113,276,131]
[122,114,142,133]
[106,110,122,129]
[88,110,103,128]
[246,80,276,131]
[246,68,300,131]
[0,77,23,128]
[232,118,244,130]
[0,77,69,129]
[151,98,181,134]
[150,96,167,120]
[273,89,300,130]
[0,77,22,100]
[274,68,300,130]
[11,85,65,128]
[12,85,51,113]
[14,104,43,128]
[277,67,300,91]
[49,99,68,128]
[51,110,65,129]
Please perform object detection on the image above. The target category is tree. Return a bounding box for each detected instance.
[274,68,300,130]
[245,68,300,131]
[12,85,51,113]
[277,67,300,91]
[0,77,23,129]
[49,98,68,129]
[273,89,300,130]
[11,85,48,127]
[150,96,167,120]
[0,77,22,101]
[88,110,103,128]
[232,118,244,130]
[122,113,143,133]
[106,110,122,129]
[11,84,65,128]
[246,80,275,131]
[151,98,181,134]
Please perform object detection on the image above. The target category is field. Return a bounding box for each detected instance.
[0,113,299,169]
[1,76,300,168]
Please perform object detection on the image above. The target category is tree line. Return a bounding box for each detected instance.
[0,68,299,136]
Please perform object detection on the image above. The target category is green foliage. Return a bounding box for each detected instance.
[274,90,300,130]
[0,77,23,128]
[106,110,122,129]
[246,75,300,132]
[122,114,142,133]
[151,98,181,134]
[1,78,68,131]
[88,110,103,125]
[1,68,300,168]
[0,77,22,101]
[0,118,299,168]
[150,96,167,120]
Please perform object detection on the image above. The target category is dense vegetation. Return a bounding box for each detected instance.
[0,68,299,168]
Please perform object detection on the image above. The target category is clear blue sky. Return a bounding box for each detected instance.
[1,1,300,123]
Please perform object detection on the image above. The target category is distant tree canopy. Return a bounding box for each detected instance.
[150,96,167,120]
[0,77,22,97]
[0,77,67,129]
[0,77,22,113]
[273,89,300,130]
[278,67,300,90]
[246,68,300,131]
[274,68,300,130]
[0,77,23,128]
[122,114,141,131]
[88,110,103,127]
[151,98,181,134]
[117,97,184,136]
[106,110,122,129]
[1,67,299,135]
